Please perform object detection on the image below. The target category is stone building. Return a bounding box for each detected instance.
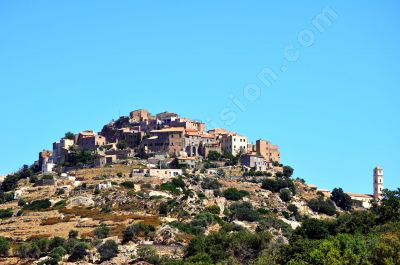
[115,128,144,148]
[221,134,248,156]
[256,139,280,163]
[76,130,106,151]
[38,149,52,169]
[183,128,215,157]
[52,138,75,163]
[170,118,205,133]
[240,154,270,172]
[141,127,186,156]
[129,109,152,122]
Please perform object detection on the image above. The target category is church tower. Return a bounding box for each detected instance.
[373,166,384,199]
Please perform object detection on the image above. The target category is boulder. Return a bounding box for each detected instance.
[68,196,95,207]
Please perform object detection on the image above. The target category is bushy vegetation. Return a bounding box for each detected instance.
[122,223,155,243]
[229,201,260,222]
[68,242,88,261]
[97,240,118,261]
[222,188,249,201]
[308,197,336,216]
[279,188,292,202]
[262,177,296,194]
[23,199,52,211]
[160,177,186,195]
[200,178,221,190]
[62,149,99,167]
[137,246,160,264]
[0,191,14,204]
[120,180,135,189]
[331,187,353,211]
[184,230,273,264]
[0,209,13,219]
[93,224,110,239]
[204,205,221,215]
[53,200,67,209]
[0,237,10,257]
[170,212,219,235]
[1,174,19,192]
[207,151,222,161]
[162,189,400,265]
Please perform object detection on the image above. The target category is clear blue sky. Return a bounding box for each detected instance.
[0,1,399,194]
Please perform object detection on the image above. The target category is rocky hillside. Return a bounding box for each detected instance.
[1,159,399,265]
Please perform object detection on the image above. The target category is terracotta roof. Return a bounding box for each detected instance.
[347,193,373,198]
[151,127,185,133]
[79,131,95,136]
[177,157,196,160]
[200,133,215,139]
[185,128,198,133]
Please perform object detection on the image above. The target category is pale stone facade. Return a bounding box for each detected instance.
[221,134,248,156]
[373,165,384,199]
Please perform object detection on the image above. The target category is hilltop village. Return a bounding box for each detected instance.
[44,109,280,176]
[0,108,392,265]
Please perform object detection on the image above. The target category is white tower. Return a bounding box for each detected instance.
[373,166,384,199]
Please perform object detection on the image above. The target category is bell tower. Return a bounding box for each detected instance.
[373,166,384,199]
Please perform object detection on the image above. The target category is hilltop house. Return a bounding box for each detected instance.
[76,130,106,150]
[140,127,186,156]
[52,138,74,163]
[221,134,248,156]
[256,139,280,163]
[240,154,270,172]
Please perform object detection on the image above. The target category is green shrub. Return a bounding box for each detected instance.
[185,230,272,263]
[331,187,353,211]
[42,174,54,180]
[308,197,336,216]
[279,188,292,202]
[257,215,293,238]
[229,202,260,222]
[53,200,67,209]
[261,178,296,194]
[282,166,294,178]
[23,199,51,211]
[49,237,66,251]
[293,218,333,240]
[15,242,41,259]
[0,192,15,204]
[222,188,249,201]
[0,209,13,219]
[97,240,118,261]
[288,204,299,215]
[49,246,67,262]
[121,181,135,189]
[190,212,215,234]
[122,223,155,243]
[94,224,110,239]
[205,205,221,215]
[68,230,79,239]
[68,242,87,261]
[169,221,194,235]
[207,151,222,161]
[1,175,19,192]
[201,178,221,190]
[0,237,10,256]
[160,177,185,195]
[137,246,160,264]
